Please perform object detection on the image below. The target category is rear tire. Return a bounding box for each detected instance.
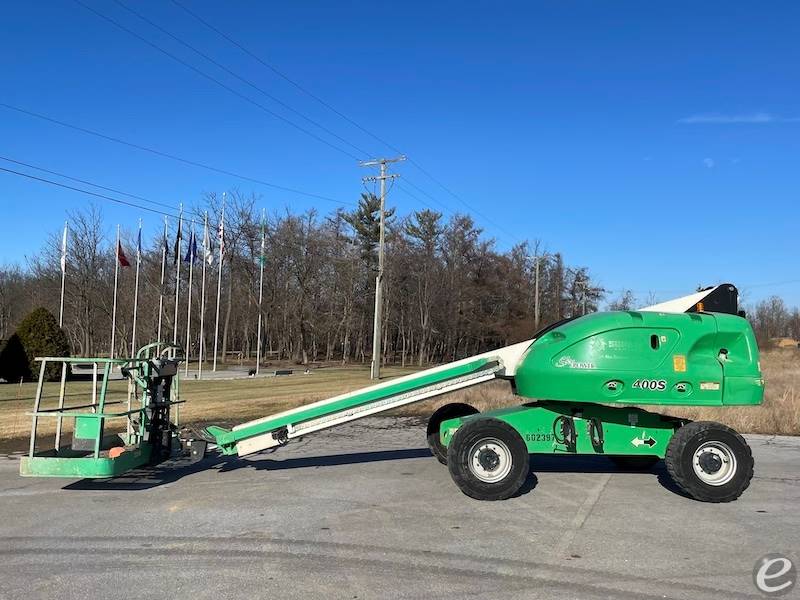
[664,421,753,503]
[447,418,529,501]
[427,403,479,465]
[610,456,660,471]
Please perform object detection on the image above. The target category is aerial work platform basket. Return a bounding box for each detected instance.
[19,343,184,478]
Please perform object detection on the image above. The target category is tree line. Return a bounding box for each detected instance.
[0,193,606,367]
[0,193,796,370]
[748,296,800,347]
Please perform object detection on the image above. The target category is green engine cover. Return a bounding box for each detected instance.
[514,311,763,406]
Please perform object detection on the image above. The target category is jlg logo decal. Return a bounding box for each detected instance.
[632,379,667,391]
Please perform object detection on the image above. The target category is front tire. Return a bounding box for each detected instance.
[447,418,529,501]
[427,403,479,465]
[665,421,754,503]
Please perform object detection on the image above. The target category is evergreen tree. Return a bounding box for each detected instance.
[0,334,30,382]
[344,193,395,265]
[15,307,70,381]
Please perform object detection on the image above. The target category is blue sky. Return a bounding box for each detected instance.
[1,1,798,307]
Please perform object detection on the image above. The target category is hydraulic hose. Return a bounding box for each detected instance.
[553,415,576,448]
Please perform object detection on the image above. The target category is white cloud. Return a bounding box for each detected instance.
[703,158,715,169]
[678,112,800,124]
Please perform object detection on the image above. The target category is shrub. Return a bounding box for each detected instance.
[0,334,31,382]
[14,307,71,381]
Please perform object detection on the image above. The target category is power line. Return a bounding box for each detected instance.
[741,279,800,290]
[170,0,400,155]
[398,178,521,247]
[606,279,800,298]
[113,0,373,159]
[77,1,521,245]
[0,164,204,225]
[12,158,792,303]
[26,3,527,243]
[359,167,449,219]
[405,160,523,244]
[0,102,355,207]
[396,179,454,214]
[393,182,448,214]
[0,155,202,218]
[166,0,521,244]
[73,0,364,162]
[392,182,520,249]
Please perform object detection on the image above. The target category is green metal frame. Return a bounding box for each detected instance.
[19,446,153,478]
[20,343,183,478]
[440,401,683,458]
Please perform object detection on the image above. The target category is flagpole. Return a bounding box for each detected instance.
[198,212,209,379]
[126,220,142,440]
[184,226,196,377]
[255,208,265,375]
[157,215,168,344]
[59,221,68,328]
[130,219,142,357]
[173,204,183,346]
[55,220,69,450]
[213,193,226,372]
[110,224,121,359]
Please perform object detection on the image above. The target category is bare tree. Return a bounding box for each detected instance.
[3,196,619,365]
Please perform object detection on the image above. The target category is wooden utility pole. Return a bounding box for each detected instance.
[360,155,405,380]
[532,253,550,331]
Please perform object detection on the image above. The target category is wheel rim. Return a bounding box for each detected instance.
[692,441,737,486]
[468,437,513,483]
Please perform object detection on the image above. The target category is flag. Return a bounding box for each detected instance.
[259,217,266,267]
[136,226,142,264]
[60,223,68,274]
[117,240,131,267]
[217,215,225,259]
[204,223,214,265]
[173,218,183,264]
[183,231,197,263]
[159,222,169,290]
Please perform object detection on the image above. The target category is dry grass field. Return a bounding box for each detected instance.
[0,349,797,453]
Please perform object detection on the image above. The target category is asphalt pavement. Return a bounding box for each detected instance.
[1,417,798,599]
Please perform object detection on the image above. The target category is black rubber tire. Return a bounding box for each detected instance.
[664,421,754,503]
[426,403,479,465]
[447,417,529,501]
[610,456,661,471]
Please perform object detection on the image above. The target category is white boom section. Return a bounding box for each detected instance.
[233,339,535,456]
[638,285,723,314]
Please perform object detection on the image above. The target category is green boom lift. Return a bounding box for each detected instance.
[21,284,764,503]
